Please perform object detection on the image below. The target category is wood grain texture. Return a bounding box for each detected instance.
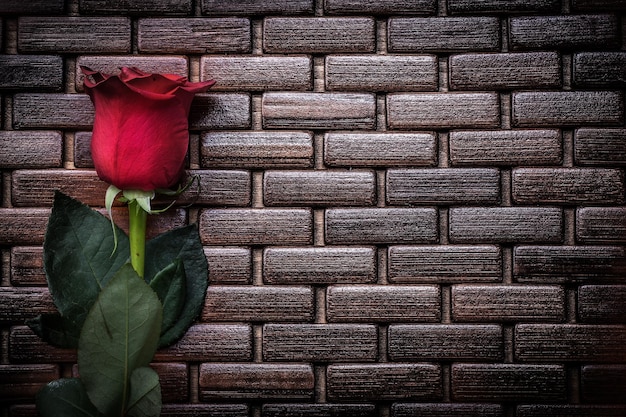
[386,168,500,205]
[325,55,438,92]
[0,287,55,323]
[202,56,312,91]
[263,17,375,53]
[10,246,45,286]
[449,207,563,243]
[575,128,626,165]
[0,55,63,90]
[449,52,561,90]
[0,0,64,14]
[0,131,62,168]
[578,285,626,323]
[138,18,251,53]
[452,285,566,322]
[387,93,500,129]
[388,245,502,283]
[449,129,562,166]
[324,132,437,167]
[263,246,377,284]
[325,0,437,14]
[80,0,192,14]
[327,285,441,322]
[510,14,620,50]
[0,365,59,401]
[13,93,93,129]
[451,364,566,402]
[189,93,251,130]
[574,52,626,87]
[388,17,500,52]
[9,326,76,363]
[201,0,314,15]
[262,92,376,130]
[199,363,314,400]
[264,170,376,207]
[392,403,504,417]
[577,207,626,243]
[388,324,503,361]
[448,0,560,13]
[151,363,189,403]
[177,170,251,207]
[263,404,377,417]
[202,131,313,169]
[515,324,626,362]
[204,247,252,284]
[161,404,249,417]
[517,405,626,417]
[262,324,378,362]
[18,17,131,53]
[0,208,50,245]
[325,208,438,244]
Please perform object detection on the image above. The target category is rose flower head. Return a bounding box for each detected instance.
[82,66,215,192]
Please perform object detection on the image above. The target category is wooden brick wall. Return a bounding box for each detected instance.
[1,0,625,416]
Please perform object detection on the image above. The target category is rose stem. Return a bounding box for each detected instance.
[128,199,147,278]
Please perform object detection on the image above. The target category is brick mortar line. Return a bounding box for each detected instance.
[252,19,263,55]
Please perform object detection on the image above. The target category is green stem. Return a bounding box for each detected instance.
[128,200,147,278]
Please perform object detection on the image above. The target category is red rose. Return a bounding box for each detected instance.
[82,66,215,191]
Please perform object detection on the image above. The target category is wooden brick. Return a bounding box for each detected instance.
[155,324,252,362]
[327,364,442,401]
[263,246,377,284]
[151,362,188,403]
[324,132,437,168]
[572,0,626,10]
[577,207,626,243]
[386,168,500,205]
[11,170,108,207]
[388,245,502,283]
[388,17,500,52]
[199,208,312,245]
[515,324,626,362]
[0,0,64,14]
[0,365,59,401]
[574,52,626,87]
[327,285,441,323]
[0,55,62,90]
[517,405,626,417]
[75,56,189,92]
[0,208,50,245]
[161,404,249,417]
[73,132,92,168]
[512,168,625,204]
[387,93,500,129]
[201,0,313,15]
[452,285,565,322]
[263,17,375,53]
[448,0,560,13]
[199,363,314,400]
[325,208,438,245]
[80,0,192,15]
[579,285,626,323]
[449,52,561,90]
[262,324,378,362]
[179,170,251,207]
[449,207,563,243]
[201,286,314,322]
[575,128,626,165]
[201,131,313,169]
[451,364,566,402]
[512,91,624,127]
[325,55,437,92]
[264,170,376,207]
[449,129,562,166]
[204,247,252,284]
[325,0,437,14]
[0,131,62,168]
[189,93,251,130]
[10,246,45,286]
[201,56,312,91]
[262,92,375,130]
[510,15,620,50]
[392,403,504,417]
[18,17,130,53]
[263,404,377,417]
[581,365,626,403]
[138,18,251,54]
[0,287,55,323]
[388,324,503,361]
[13,93,93,129]
[9,326,76,363]
[514,246,626,283]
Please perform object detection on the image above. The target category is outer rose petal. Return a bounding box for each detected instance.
[82,66,215,191]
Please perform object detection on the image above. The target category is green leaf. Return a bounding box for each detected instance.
[36,378,102,417]
[149,258,186,335]
[126,367,162,417]
[27,313,80,348]
[78,264,162,417]
[144,224,208,347]
[43,192,130,347]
